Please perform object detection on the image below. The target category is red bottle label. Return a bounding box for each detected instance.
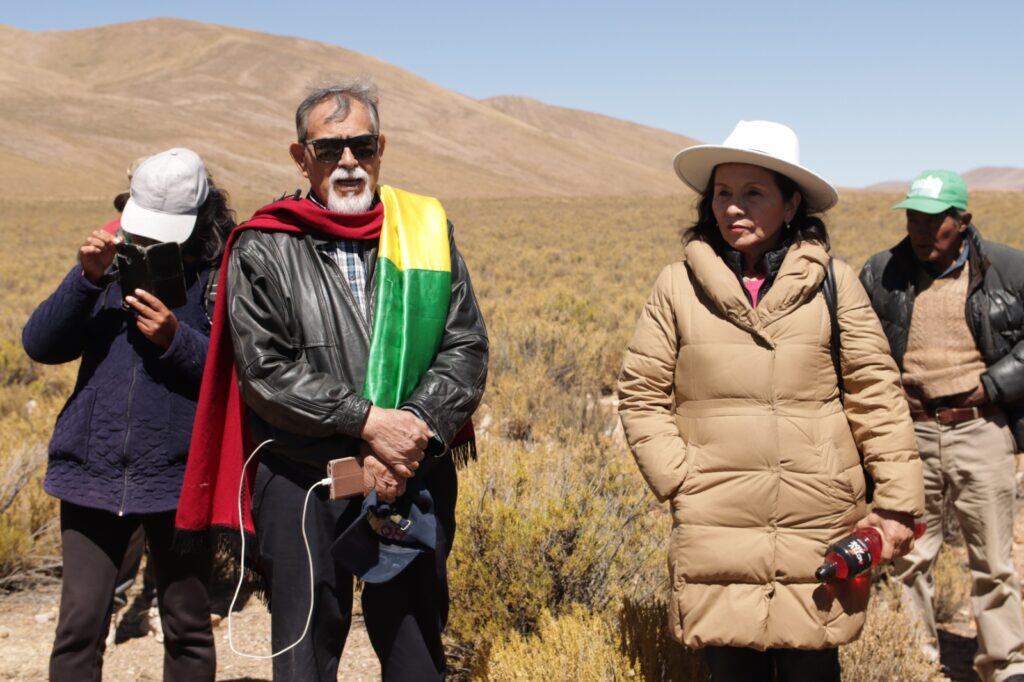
[839,535,874,576]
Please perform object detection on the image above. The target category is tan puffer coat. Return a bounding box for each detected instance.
[618,238,925,650]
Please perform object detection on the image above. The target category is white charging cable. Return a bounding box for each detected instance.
[226,439,332,659]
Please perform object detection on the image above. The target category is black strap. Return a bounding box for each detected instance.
[823,257,845,404]
[823,258,875,503]
[201,265,219,325]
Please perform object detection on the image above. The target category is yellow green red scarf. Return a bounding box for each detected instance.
[364,185,451,407]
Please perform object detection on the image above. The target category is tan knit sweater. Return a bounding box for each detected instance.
[902,262,986,399]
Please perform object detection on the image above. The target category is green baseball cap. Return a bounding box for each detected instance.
[893,170,968,214]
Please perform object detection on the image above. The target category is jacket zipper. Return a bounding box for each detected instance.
[118,351,138,517]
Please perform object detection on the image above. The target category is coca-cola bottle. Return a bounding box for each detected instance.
[815,520,926,582]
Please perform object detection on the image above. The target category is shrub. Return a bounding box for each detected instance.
[0,388,67,587]
[933,544,970,623]
[0,338,38,387]
[486,605,640,681]
[0,442,58,588]
[941,492,963,545]
[486,319,623,443]
[446,435,667,675]
[839,580,943,681]
[619,595,708,681]
[0,514,34,583]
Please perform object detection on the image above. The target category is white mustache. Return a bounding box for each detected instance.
[326,165,373,214]
[330,167,369,182]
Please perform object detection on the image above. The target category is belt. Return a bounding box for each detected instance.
[910,403,1002,425]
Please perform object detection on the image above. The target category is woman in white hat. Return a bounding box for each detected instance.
[617,121,925,680]
[24,148,234,680]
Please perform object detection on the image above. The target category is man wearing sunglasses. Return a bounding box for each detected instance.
[176,79,488,681]
[860,170,1024,682]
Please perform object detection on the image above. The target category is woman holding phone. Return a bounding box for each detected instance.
[618,122,925,681]
[23,148,234,681]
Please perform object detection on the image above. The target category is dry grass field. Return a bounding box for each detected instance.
[2,190,1023,679]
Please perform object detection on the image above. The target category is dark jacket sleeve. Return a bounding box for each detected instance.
[156,269,214,389]
[982,342,1024,403]
[857,257,878,298]
[228,239,373,438]
[979,245,1024,404]
[159,322,210,389]
[22,266,104,364]
[401,224,489,449]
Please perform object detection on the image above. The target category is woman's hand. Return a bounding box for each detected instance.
[855,508,916,562]
[125,288,179,349]
[79,229,120,284]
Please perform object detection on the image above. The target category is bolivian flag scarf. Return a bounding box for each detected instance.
[175,185,464,546]
[365,186,451,408]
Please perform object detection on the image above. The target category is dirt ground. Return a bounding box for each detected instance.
[0,582,380,681]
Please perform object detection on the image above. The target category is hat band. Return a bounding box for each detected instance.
[369,511,413,541]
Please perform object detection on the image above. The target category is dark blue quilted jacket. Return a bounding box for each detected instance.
[23,265,213,515]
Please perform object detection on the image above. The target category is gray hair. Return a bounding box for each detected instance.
[295,78,380,142]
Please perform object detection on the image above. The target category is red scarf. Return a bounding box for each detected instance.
[174,197,384,543]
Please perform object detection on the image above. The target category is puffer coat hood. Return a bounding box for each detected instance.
[618,238,924,650]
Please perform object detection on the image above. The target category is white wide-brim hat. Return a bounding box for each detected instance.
[673,120,838,212]
[121,147,209,244]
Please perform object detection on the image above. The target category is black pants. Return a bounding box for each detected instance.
[252,455,455,681]
[49,502,215,682]
[112,525,147,609]
[704,646,842,682]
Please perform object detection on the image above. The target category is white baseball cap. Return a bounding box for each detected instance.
[673,120,838,212]
[120,148,210,244]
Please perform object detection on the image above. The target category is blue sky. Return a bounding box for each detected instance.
[5,1,1022,187]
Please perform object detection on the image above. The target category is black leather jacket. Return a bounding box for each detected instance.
[860,226,1024,446]
[227,203,488,476]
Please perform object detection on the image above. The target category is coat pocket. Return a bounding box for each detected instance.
[819,439,859,504]
[49,387,96,465]
[670,443,696,524]
[676,441,699,493]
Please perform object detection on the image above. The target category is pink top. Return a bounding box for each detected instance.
[743,276,766,308]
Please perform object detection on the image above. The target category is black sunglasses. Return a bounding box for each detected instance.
[305,135,379,164]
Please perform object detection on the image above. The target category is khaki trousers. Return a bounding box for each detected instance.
[893,412,1024,682]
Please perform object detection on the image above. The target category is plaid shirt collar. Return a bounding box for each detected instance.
[305,191,375,318]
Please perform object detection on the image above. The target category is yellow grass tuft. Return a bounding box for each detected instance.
[933,544,971,623]
[839,580,944,681]
[486,605,640,681]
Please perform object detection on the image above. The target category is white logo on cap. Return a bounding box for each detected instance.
[908,175,943,199]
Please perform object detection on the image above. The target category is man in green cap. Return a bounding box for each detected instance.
[861,170,1024,681]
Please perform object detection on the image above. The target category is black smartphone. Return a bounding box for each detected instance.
[115,241,188,310]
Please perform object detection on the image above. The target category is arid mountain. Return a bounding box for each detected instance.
[863,180,908,192]
[483,96,698,181]
[866,167,1024,192]
[0,19,696,200]
[962,167,1024,192]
